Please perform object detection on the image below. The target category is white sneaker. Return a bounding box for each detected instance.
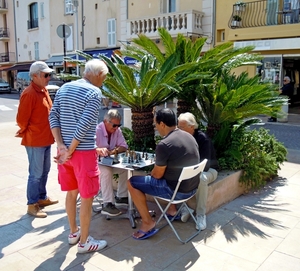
[196,214,206,230]
[68,227,81,245]
[180,206,194,223]
[77,236,107,253]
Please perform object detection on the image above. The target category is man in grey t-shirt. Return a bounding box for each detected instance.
[128,108,200,240]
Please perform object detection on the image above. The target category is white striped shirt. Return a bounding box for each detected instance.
[49,79,102,150]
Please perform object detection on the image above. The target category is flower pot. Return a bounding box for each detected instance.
[234,5,245,12]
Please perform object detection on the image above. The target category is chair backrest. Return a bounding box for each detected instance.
[178,159,207,184]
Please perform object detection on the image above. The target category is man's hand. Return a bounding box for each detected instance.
[96,147,109,157]
[54,145,72,164]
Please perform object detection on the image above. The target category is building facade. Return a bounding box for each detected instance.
[1,0,213,89]
[216,0,300,103]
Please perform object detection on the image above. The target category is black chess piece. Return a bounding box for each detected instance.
[145,153,148,160]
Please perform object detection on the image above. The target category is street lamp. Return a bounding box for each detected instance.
[72,0,80,76]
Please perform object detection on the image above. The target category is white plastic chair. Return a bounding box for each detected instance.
[153,159,207,244]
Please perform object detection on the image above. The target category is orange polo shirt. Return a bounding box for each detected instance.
[16,81,54,147]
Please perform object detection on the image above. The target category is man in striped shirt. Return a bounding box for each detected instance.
[49,59,108,254]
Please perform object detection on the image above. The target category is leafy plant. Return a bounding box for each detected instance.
[235,1,246,6]
[218,126,287,190]
[233,15,242,21]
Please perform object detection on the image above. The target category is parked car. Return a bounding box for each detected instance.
[16,71,31,93]
[46,78,65,101]
[0,78,12,94]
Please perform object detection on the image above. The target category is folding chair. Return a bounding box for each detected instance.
[153,159,207,244]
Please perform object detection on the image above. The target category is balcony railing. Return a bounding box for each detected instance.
[0,27,9,38]
[127,10,204,40]
[0,52,15,63]
[229,0,300,29]
[27,19,39,30]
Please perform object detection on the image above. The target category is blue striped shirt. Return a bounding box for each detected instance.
[49,79,102,150]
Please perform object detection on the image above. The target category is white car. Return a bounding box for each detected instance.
[46,84,60,101]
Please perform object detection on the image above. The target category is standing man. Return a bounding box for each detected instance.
[177,112,219,230]
[128,108,200,240]
[96,109,128,216]
[49,59,108,253]
[16,61,58,218]
[268,75,294,122]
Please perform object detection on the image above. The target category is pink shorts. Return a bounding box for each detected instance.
[58,149,100,199]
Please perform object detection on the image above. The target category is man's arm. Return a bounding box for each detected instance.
[151,164,166,179]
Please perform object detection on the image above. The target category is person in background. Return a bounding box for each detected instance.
[128,108,200,240]
[96,109,128,216]
[49,59,108,253]
[268,76,294,122]
[177,112,219,230]
[16,61,58,218]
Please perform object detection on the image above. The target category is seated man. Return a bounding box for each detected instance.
[177,112,219,230]
[96,109,128,216]
[128,108,200,240]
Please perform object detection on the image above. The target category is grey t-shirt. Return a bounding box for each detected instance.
[155,128,200,193]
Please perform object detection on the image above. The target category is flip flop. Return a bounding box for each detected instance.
[132,228,159,240]
[167,214,181,221]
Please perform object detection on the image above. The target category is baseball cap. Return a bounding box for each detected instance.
[30,61,54,74]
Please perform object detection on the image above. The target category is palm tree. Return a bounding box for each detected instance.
[195,71,287,156]
[121,28,262,116]
[98,52,203,150]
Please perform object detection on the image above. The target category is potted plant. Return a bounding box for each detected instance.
[234,1,246,11]
[232,14,242,27]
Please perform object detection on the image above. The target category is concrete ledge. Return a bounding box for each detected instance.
[187,170,245,214]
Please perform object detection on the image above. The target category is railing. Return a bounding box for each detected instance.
[27,19,39,30]
[228,0,300,29]
[0,27,9,38]
[0,52,15,63]
[127,10,204,39]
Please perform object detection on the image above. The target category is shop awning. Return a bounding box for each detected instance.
[2,62,33,71]
[45,54,75,66]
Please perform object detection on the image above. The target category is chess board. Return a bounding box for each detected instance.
[98,151,155,170]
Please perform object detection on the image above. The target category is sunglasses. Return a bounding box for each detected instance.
[109,121,122,128]
[43,73,52,78]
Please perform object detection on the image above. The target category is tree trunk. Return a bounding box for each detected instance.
[131,108,155,151]
[176,99,192,117]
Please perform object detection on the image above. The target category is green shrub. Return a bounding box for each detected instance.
[218,127,287,190]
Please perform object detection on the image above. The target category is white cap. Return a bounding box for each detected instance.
[30,61,54,74]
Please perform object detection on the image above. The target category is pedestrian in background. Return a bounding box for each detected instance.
[49,59,109,253]
[16,61,58,218]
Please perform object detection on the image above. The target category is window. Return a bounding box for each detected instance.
[40,2,45,19]
[107,18,116,47]
[66,25,73,51]
[28,2,38,29]
[65,0,73,15]
[34,42,39,60]
[161,0,176,13]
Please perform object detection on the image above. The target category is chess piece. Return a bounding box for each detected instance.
[145,153,148,160]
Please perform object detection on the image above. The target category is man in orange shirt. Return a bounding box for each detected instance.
[16,61,58,218]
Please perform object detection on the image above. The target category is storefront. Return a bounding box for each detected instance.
[234,37,300,105]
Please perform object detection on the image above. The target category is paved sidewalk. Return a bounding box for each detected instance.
[1,121,300,271]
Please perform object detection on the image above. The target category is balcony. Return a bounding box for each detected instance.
[27,19,39,30]
[0,27,9,40]
[0,52,15,64]
[0,0,8,13]
[127,10,204,40]
[228,0,300,29]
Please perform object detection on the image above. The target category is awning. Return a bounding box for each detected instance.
[2,62,33,71]
[45,54,75,66]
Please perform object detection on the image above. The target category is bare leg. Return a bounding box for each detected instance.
[66,189,79,234]
[128,180,155,238]
[167,204,178,216]
[79,196,94,243]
